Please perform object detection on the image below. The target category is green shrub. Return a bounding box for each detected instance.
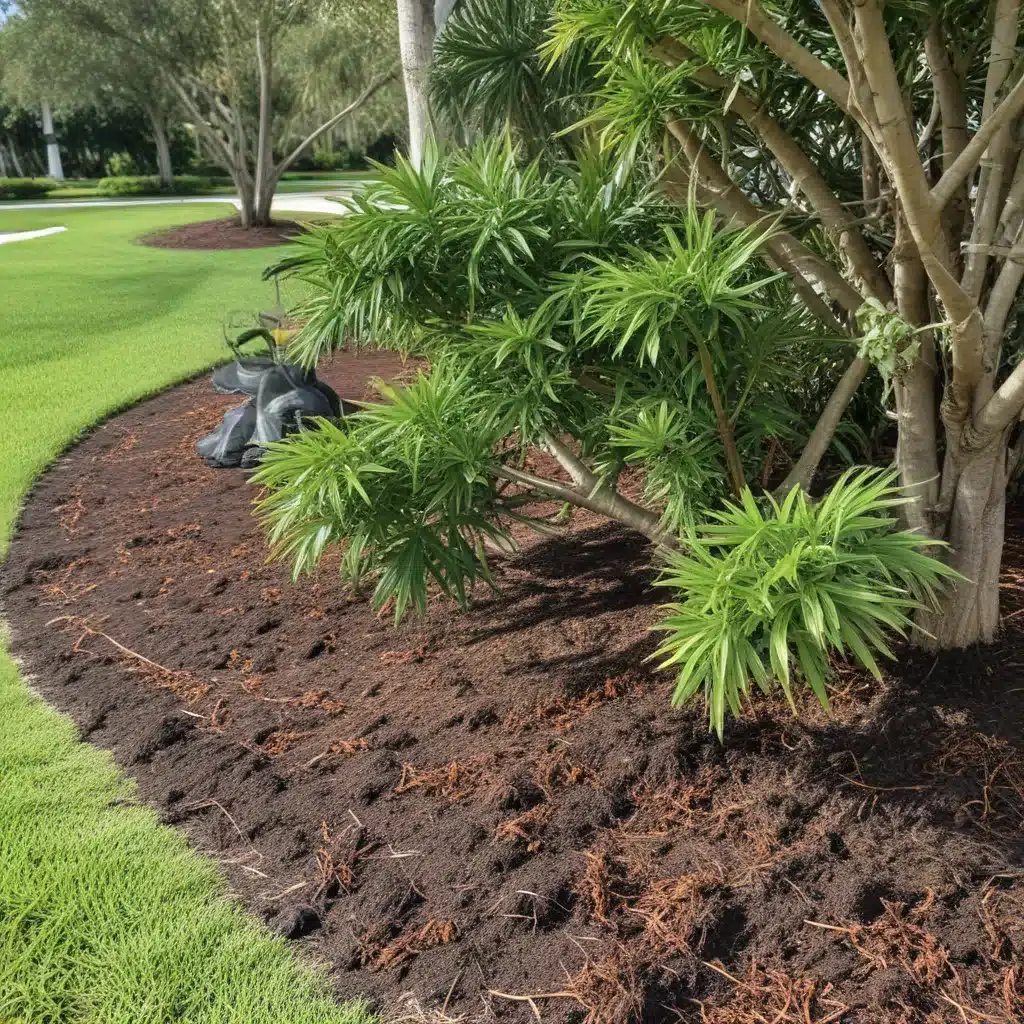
[0,177,57,199]
[96,175,163,196]
[105,151,139,176]
[95,174,211,197]
[167,175,212,195]
[310,148,366,172]
[652,468,957,738]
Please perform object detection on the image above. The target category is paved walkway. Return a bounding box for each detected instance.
[0,225,67,245]
[0,192,351,215]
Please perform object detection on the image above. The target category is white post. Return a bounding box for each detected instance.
[41,101,64,180]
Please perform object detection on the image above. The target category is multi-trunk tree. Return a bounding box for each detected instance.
[254,0,1024,731]
[534,0,1024,649]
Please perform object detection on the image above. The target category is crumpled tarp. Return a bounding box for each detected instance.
[197,357,355,469]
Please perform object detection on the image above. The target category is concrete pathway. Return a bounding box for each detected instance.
[0,225,67,245]
[0,192,352,215]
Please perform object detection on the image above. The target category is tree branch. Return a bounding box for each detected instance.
[817,0,882,143]
[664,119,866,315]
[891,215,939,534]
[959,0,1022,300]
[852,0,982,409]
[924,19,969,175]
[541,432,598,492]
[654,37,891,303]
[695,0,854,119]
[775,356,870,496]
[975,356,1024,434]
[274,68,398,176]
[494,465,672,547]
[933,72,1024,210]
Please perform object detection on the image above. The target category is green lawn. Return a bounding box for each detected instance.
[0,205,370,1024]
[23,172,376,202]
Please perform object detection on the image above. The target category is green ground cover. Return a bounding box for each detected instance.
[0,204,371,1024]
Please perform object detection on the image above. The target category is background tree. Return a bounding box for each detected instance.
[429,0,588,154]
[21,0,400,225]
[0,8,179,186]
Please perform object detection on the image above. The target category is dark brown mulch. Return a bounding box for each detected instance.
[3,348,1023,1023]
[139,216,304,250]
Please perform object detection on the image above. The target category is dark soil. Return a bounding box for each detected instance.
[139,217,304,249]
[3,348,1023,1023]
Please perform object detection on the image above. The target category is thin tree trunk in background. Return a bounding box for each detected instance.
[236,173,256,228]
[396,0,436,167]
[6,139,25,177]
[254,174,278,227]
[253,24,276,227]
[0,144,8,177]
[148,109,175,190]
[40,101,64,180]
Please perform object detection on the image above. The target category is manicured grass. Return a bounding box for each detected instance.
[0,205,371,1024]
[17,174,377,202]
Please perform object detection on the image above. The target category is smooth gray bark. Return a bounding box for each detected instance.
[396,0,436,167]
[41,101,64,179]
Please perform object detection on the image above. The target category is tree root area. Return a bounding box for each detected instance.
[3,348,1023,1023]
[138,217,304,249]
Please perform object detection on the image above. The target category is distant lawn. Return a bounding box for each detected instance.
[0,204,370,1024]
[25,172,376,202]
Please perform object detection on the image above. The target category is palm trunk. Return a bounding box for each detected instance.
[396,0,436,168]
[41,101,64,180]
[148,108,174,190]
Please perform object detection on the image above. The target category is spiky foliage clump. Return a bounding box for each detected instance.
[248,139,945,737]
[653,469,958,738]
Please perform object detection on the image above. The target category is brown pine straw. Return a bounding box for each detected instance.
[698,960,849,1024]
[48,614,211,703]
[393,759,490,801]
[374,919,459,971]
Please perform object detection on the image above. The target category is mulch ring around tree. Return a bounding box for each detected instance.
[3,347,1023,1023]
[138,216,304,249]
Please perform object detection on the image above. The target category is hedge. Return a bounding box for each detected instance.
[95,175,213,197]
[0,178,57,200]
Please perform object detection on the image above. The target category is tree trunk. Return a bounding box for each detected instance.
[921,441,1008,648]
[41,101,64,180]
[148,109,174,190]
[236,176,256,228]
[252,25,276,228]
[253,173,278,227]
[396,0,436,168]
[6,138,25,177]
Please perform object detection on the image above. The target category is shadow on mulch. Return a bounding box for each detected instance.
[139,216,304,249]
[2,347,1022,1022]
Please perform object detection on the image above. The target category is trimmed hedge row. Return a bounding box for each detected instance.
[95,175,214,197]
[0,178,57,199]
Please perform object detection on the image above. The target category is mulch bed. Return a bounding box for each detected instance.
[139,217,303,250]
[3,347,1023,1023]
